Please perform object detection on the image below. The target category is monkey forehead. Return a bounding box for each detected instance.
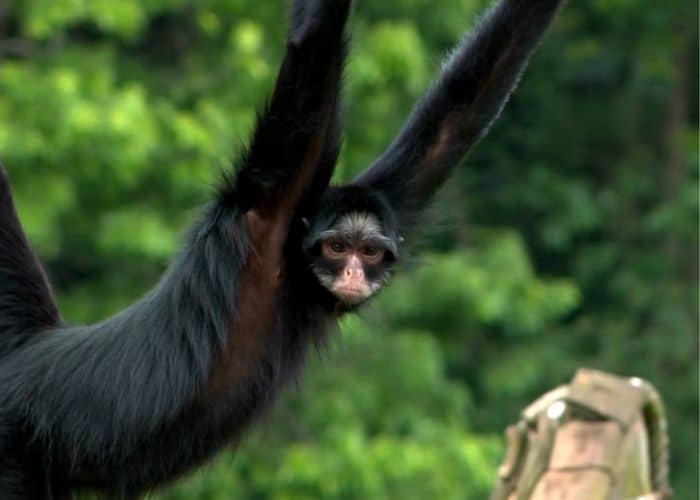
[319,212,391,242]
[332,212,382,237]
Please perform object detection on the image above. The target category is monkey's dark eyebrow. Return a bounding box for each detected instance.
[318,229,353,242]
[319,229,384,243]
[318,230,397,252]
[319,229,342,238]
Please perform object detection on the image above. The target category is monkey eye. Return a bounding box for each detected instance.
[362,245,386,263]
[322,240,349,258]
[331,241,346,253]
[363,246,378,256]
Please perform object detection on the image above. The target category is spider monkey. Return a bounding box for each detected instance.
[0,0,565,497]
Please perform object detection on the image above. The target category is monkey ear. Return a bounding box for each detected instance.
[352,0,564,229]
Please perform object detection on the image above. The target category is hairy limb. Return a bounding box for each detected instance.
[353,0,565,228]
[204,0,352,401]
[0,165,60,356]
[0,2,351,496]
[222,0,350,227]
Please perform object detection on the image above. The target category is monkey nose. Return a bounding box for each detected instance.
[345,266,363,278]
[344,256,364,279]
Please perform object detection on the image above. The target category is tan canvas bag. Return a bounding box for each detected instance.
[491,369,672,500]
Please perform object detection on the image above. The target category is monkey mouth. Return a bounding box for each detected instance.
[332,284,372,305]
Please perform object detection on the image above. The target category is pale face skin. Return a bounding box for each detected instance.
[320,238,386,304]
[308,212,396,306]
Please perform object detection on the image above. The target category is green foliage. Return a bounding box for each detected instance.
[158,319,501,499]
[1,0,697,498]
[376,232,580,338]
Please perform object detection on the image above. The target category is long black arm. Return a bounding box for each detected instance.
[0,2,353,497]
[353,0,565,228]
[222,0,350,221]
[0,165,60,357]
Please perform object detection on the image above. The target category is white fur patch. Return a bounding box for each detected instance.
[334,212,382,238]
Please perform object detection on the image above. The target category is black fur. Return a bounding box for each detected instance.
[0,0,350,497]
[353,0,566,232]
[1,206,248,496]
[0,167,61,357]
[0,0,564,498]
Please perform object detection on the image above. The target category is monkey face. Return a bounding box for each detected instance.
[306,211,396,306]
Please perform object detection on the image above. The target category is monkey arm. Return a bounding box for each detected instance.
[221,0,350,225]
[0,165,60,355]
[353,0,565,228]
[0,3,351,496]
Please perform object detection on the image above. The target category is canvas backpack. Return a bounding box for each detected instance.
[491,369,672,500]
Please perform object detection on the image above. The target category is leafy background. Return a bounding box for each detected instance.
[1,0,697,498]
